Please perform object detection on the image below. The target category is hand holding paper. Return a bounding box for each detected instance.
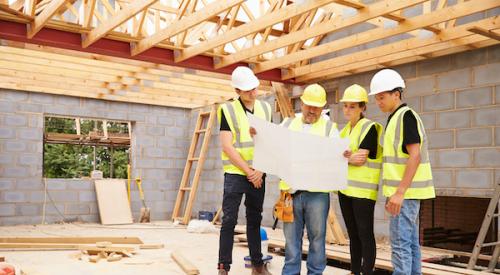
[248,114,349,191]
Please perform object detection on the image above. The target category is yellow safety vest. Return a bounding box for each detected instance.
[383,105,435,199]
[339,118,383,201]
[217,99,272,176]
[279,116,338,192]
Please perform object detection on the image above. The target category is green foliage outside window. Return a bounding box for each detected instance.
[43,117,130,179]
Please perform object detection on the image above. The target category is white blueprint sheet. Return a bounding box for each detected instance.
[248,114,349,191]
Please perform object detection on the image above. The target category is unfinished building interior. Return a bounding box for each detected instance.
[0,0,499,274]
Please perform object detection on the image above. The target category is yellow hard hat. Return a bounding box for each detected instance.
[340,84,368,103]
[300,84,327,107]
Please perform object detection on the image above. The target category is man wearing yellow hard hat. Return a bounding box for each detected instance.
[338,84,383,275]
[279,84,339,275]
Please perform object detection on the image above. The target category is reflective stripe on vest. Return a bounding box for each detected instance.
[382,106,435,200]
[219,99,271,176]
[339,118,383,201]
[279,116,338,192]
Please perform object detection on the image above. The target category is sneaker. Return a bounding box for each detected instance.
[217,263,229,275]
[251,263,272,275]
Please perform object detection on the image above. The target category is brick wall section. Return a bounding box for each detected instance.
[319,45,500,237]
[0,90,190,225]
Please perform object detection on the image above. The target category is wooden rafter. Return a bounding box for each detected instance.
[0,2,33,19]
[467,27,500,41]
[295,18,499,82]
[214,0,427,69]
[175,0,334,63]
[287,9,319,55]
[27,0,67,38]
[131,0,243,56]
[0,0,498,87]
[335,0,441,33]
[24,0,37,16]
[82,0,157,48]
[253,0,499,76]
[175,0,197,47]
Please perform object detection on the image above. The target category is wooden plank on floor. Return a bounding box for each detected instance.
[171,251,200,275]
[0,243,137,252]
[95,179,133,225]
[0,237,143,244]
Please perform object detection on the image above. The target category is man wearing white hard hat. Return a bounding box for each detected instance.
[278,84,339,275]
[217,66,272,275]
[369,69,435,275]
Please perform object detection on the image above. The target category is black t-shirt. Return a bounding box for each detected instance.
[359,124,378,159]
[386,103,421,154]
[220,98,254,131]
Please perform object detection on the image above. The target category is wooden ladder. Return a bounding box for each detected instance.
[171,105,217,225]
[467,181,500,271]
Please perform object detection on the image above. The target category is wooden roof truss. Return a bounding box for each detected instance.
[0,0,498,85]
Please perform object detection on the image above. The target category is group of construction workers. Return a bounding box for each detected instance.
[216,66,435,275]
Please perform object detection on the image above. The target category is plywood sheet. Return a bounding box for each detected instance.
[94,179,133,225]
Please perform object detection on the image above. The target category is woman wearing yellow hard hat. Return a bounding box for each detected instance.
[338,84,383,275]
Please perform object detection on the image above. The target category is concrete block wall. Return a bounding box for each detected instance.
[320,45,500,237]
[0,90,190,225]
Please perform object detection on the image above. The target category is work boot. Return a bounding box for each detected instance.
[217,263,229,275]
[251,263,272,275]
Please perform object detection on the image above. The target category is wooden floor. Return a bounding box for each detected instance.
[234,225,496,275]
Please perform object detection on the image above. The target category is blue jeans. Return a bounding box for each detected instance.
[390,199,421,275]
[282,191,329,275]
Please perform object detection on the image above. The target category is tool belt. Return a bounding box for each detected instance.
[273,191,294,223]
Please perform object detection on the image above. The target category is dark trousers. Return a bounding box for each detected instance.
[218,173,265,270]
[338,192,376,275]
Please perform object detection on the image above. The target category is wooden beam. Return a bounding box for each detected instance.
[131,0,243,56]
[468,26,500,41]
[253,0,499,75]
[291,17,499,82]
[82,0,158,48]
[174,0,335,63]
[0,2,33,19]
[24,0,36,16]
[132,10,147,37]
[171,251,200,275]
[27,0,67,38]
[214,0,427,69]
[272,82,295,118]
[298,34,494,82]
[292,17,500,79]
[174,0,196,47]
[0,236,143,244]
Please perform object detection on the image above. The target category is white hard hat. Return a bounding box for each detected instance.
[231,66,260,91]
[369,69,406,96]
